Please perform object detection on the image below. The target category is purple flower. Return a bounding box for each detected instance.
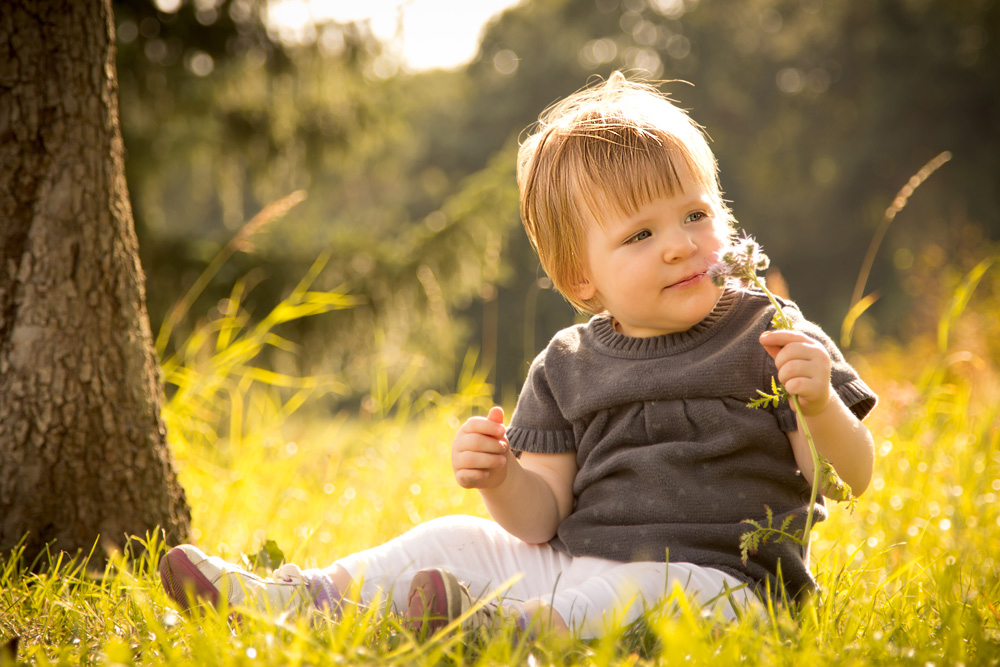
[708,235,772,288]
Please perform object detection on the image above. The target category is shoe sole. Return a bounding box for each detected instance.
[406,568,465,636]
[159,547,221,612]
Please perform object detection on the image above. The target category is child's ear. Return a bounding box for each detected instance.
[571,276,597,301]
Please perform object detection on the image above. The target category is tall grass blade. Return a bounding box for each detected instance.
[156,189,308,356]
[848,151,952,314]
[840,290,880,348]
[937,256,994,353]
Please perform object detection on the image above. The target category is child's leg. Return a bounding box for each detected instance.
[538,558,760,639]
[161,515,569,621]
[327,514,572,611]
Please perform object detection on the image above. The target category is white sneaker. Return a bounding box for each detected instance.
[160,545,336,616]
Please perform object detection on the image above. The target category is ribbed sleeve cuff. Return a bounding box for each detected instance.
[507,426,575,454]
[838,378,878,420]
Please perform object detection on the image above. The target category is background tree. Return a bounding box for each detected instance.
[113,0,998,406]
[0,0,190,562]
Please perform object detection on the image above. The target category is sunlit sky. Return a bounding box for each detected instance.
[267,0,525,72]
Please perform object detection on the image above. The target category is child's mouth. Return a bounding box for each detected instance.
[666,272,705,289]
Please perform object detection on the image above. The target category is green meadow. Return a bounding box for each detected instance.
[2,252,999,666]
[4,0,997,663]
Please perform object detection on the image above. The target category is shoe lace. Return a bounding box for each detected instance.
[462,599,500,631]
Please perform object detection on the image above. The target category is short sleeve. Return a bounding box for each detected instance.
[771,299,878,431]
[507,349,576,455]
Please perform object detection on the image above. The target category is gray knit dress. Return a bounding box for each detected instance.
[506,287,877,601]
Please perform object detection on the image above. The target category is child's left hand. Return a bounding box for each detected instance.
[759,330,833,417]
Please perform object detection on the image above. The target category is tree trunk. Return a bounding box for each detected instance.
[0,0,190,561]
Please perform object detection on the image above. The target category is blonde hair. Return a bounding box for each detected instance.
[517,72,735,314]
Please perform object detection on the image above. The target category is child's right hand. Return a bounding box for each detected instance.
[452,406,512,489]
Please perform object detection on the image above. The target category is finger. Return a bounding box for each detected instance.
[462,415,507,440]
[775,357,824,386]
[759,329,810,346]
[452,434,508,472]
[781,375,820,398]
[461,431,509,455]
[776,342,830,376]
[487,405,505,424]
[759,330,810,357]
[464,409,508,453]
[455,468,491,489]
[454,449,507,472]
[772,345,821,371]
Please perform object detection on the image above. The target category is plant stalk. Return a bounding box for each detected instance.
[747,274,822,549]
[791,394,822,552]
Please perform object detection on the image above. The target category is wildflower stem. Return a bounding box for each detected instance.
[790,394,821,551]
[741,271,822,549]
[713,236,852,555]
[754,276,794,331]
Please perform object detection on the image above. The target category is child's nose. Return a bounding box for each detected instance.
[661,230,697,262]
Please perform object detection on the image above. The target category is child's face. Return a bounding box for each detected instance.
[573,164,729,338]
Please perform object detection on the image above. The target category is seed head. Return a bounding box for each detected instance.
[709,235,772,288]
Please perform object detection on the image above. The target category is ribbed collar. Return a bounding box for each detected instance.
[588,287,744,359]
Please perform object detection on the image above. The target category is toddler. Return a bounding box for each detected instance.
[160,72,877,640]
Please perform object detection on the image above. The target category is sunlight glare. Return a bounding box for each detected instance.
[268,0,523,71]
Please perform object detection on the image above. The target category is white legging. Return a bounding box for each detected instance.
[327,515,759,638]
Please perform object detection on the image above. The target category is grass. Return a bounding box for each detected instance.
[3,260,1000,665]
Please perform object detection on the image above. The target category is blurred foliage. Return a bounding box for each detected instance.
[114,0,998,405]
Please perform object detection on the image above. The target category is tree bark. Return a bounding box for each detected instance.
[0,0,190,561]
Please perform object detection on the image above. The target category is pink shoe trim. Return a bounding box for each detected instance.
[406,568,453,636]
[160,548,221,612]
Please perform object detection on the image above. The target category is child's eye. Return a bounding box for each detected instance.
[625,230,652,244]
[685,211,708,224]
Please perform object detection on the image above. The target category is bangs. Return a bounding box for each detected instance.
[556,124,716,229]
